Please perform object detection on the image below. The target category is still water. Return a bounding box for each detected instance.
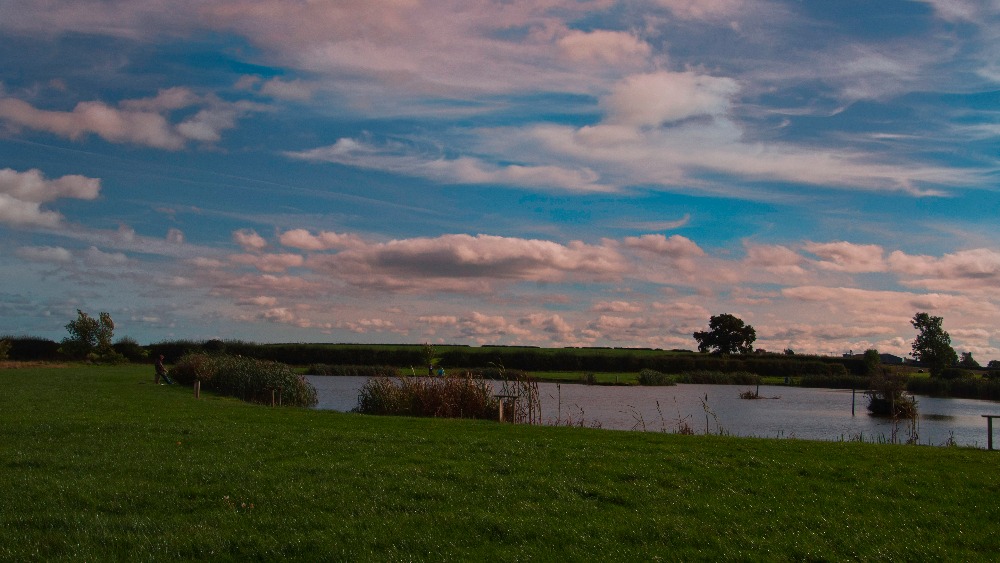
[306,376,1000,448]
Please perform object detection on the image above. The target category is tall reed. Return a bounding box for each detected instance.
[356,373,499,419]
[171,353,317,407]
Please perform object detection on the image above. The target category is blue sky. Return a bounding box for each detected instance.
[1,0,998,361]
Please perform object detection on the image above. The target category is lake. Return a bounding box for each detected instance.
[306,376,1000,448]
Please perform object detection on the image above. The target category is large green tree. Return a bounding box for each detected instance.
[693,314,756,355]
[62,309,118,360]
[910,312,958,378]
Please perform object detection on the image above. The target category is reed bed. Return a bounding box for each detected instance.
[356,373,499,419]
[171,353,317,407]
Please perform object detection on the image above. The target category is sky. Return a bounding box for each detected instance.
[0,0,998,362]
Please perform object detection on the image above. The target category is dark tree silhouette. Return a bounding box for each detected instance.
[693,314,756,354]
[910,312,958,378]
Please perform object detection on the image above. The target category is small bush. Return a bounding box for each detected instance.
[866,368,916,417]
[0,339,10,361]
[356,374,499,419]
[171,353,317,407]
[938,367,973,380]
[637,369,676,386]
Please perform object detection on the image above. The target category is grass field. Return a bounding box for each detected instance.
[2,364,998,560]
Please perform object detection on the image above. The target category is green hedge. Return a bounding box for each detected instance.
[147,340,862,377]
[306,364,399,377]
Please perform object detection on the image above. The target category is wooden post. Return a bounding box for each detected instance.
[194,380,201,399]
[985,415,997,451]
[852,388,855,416]
[271,389,275,407]
[498,397,505,422]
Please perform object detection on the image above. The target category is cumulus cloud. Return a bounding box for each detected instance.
[278,228,364,251]
[742,243,806,276]
[232,229,268,252]
[804,241,886,273]
[0,168,101,227]
[602,71,739,127]
[0,88,258,149]
[888,248,1000,291]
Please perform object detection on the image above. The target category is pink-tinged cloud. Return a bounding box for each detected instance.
[260,78,317,101]
[15,245,73,263]
[602,71,739,127]
[557,29,651,65]
[278,228,364,251]
[519,313,574,336]
[214,273,325,296]
[188,257,226,269]
[0,168,101,228]
[307,233,627,292]
[624,234,705,258]
[655,0,745,19]
[287,137,613,193]
[239,295,279,307]
[742,243,807,276]
[888,248,1000,291]
[0,89,257,149]
[83,246,128,266]
[591,300,644,313]
[804,241,886,272]
[232,229,268,251]
[229,252,305,273]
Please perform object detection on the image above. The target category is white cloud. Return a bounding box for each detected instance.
[166,228,185,244]
[0,168,101,228]
[229,252,305,273]
[16,245,73,263]
[278,228,364,251]
[557,30,651,65]
[624,234,704,258]
[0,89,259,149]
[232,229,268,252]
[83,246,128,266]
[804,241,886,273]
[260,78,316,101]
[602,71,739,127]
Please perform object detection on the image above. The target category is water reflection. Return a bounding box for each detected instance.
[306,376,1000,448]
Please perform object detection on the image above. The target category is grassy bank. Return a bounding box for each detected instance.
[2,364,998,560]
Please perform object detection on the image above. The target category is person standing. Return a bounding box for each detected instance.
[155,355,172,384]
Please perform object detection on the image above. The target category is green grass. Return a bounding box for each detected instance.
[2,364,999,560]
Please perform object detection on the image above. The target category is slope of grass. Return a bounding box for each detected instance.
[2,364,998,560]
